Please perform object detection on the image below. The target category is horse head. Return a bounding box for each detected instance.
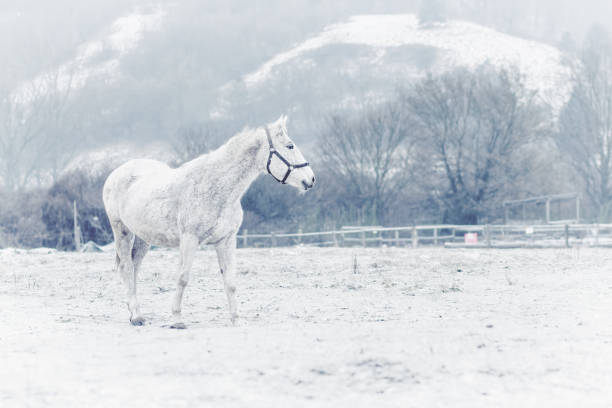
[265,115,315,192]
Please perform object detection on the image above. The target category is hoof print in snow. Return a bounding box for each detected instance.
[170,322,187,330]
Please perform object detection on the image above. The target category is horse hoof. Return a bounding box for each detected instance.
[170,322,187,330]
[130,316,145,326]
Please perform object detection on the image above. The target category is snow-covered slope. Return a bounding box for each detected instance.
[245,14,569,93]
[12,7,166,106]
[216,14,572,126]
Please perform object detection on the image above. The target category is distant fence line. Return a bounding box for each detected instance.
[237,224,612,249]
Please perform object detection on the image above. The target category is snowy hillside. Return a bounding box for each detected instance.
[215,14,572,126]
[11,7,166,106]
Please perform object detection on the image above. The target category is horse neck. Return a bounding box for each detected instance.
[183,128,267,203]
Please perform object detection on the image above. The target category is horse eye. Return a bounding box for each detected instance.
[286,144,294,150]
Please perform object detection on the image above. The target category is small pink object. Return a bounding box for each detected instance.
[464,232,478,244]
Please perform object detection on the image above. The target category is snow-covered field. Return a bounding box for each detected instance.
[1,247,612,407]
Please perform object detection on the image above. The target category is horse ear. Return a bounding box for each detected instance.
[277,114,288,127]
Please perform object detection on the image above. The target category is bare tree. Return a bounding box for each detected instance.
[556,26,612,221]
[0,70,78,191]
[405,65,547,224]
[170,123,220,166]
[318,102,415,225]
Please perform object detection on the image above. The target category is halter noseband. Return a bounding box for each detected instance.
[265,126,310,184]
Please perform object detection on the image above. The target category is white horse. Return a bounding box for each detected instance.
[103,116,315,328]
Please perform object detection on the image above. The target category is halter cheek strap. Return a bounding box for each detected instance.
[265,126,309,184]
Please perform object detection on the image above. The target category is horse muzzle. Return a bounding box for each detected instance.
[302,176,315,191]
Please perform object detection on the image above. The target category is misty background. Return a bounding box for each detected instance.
[2,0,612,249]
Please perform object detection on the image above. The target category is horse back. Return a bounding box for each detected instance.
[103,159,174,217]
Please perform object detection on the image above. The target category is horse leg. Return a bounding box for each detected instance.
[132,236,150,279]
[170,233,198,329]
[215,234,238,325]
[111,221,143,325]
[130,236,150,322]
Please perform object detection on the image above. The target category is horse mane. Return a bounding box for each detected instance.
[176,126,263,171]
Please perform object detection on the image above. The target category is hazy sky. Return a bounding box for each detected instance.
[532,0,612,40]
[1,0,611,57]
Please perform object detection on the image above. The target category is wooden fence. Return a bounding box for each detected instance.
[237,224,612,249]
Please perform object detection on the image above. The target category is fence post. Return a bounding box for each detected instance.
[412,226,418,249]
[485,224,491,248]
[394,230,399,247]
[242,229,248,247]
[332,230,338,247]
[73,200,81,252]
[271,232,277,247]
[434,228,438,246]
[297,228,302,245]
[565,224,570,248]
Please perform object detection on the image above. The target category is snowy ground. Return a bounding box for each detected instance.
[1,247,612,407]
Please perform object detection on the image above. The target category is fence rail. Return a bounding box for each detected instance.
[237,223,612,249]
